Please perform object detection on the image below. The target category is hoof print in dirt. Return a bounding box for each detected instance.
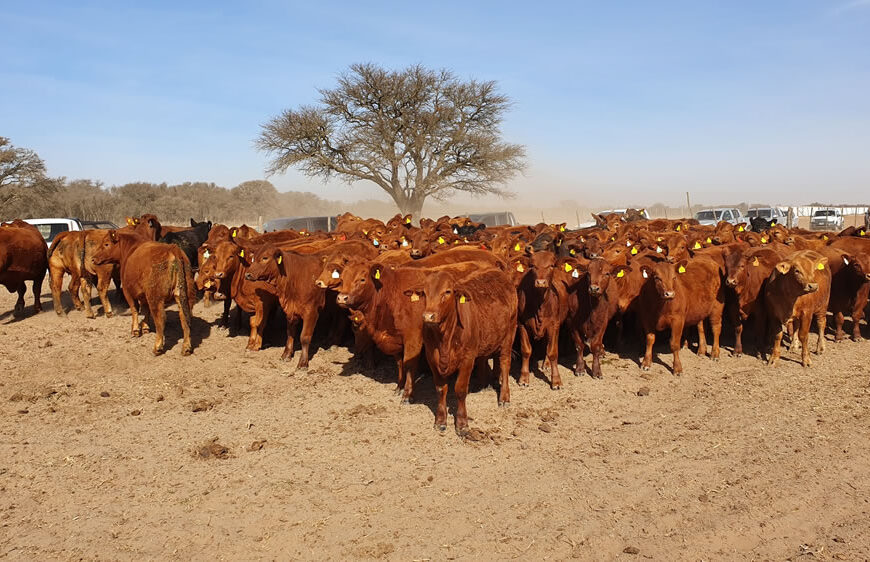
[195,438,230,460]
[623,546,640,555]
[129,409,141,416]
[637,386,650,397]
[247,439,266,452]
[190,399,215,412]
[538,422,553,433]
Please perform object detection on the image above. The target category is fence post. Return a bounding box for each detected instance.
[258,215,263,232]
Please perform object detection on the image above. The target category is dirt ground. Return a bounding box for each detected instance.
[1,281,869,561]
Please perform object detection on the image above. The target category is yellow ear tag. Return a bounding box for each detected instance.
[232,230,237,238]
[514,243,521,251]
[569,249,576,256]
[556,239,562,246]
[516,263,524,272]
[610,236,615,241]
[126,218,134,226]
[656,237,663,242]
[752,256,760,266]
[631,246,638,255]
[706,237,712,244]
[823,235,829,240]
[410,293,419,302]
[693,241,702,249]
[363,230,368,235]
[761,237,768,243]
[560,225,566,232]
[239,249,244,257]
[817,262,825,270]
[374,269,381,280]
[676,225,681,231]
[277,255,282,265]
[861,230,866,236]
[564,263,573,272]
[438,236,445,245]
[678,265,686,274]
[405,217,411,224]
[738,226,744,232]
[459,295,466,304]
[616,269,625,278]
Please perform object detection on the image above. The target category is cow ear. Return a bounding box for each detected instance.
[613,264,631,278]
[775,262,791,275]
[109,230,118,243]
[190,218,196,227]
[455,289,472,329]
[676,259,689,274]
[816,257,829,271]
[148,218,157,228]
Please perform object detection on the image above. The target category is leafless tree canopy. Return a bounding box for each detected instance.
[257,63,527,216]
[0,136,64,209]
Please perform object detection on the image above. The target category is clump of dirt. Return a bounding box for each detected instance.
[345,404,387,417]
[247,439,266,452]
[195,438,230,460]
[190,399,215,412]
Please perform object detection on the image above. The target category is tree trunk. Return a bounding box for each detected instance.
[394,194,425,219]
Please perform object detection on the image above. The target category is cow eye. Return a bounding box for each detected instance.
[445,289,452,295]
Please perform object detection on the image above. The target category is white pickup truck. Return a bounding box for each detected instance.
[23,218,118,248]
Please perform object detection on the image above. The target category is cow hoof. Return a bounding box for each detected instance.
[591,373,603,380]
[182,347,193,356]
[853,337,863,343]
[434,423,447,432]
[456,427,469,438]
[296,364,309,372]
[641,365,650,372]
[153,348,165,356]
[733,352,742,358]
[551,384,562,391]
[400,397,411,405]
[518,382,529,387]
[498,401,510,408]
[131,331,141,338]
[85,313,96,320]
[105,311,114,319]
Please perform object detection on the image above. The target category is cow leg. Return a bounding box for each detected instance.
[497,342,512,407]
[518,325,532,386]
[569,326,586,377]
[219,298,231,330]
[589,327,605,379]
[454,359,475,436]
[768,325,784,367]
[851,285,869,341]
[432,372,449,431]
[246,304,264,350]
[50,266,66,316]
[69,272,84,311]
[670,319,685,375]
[112,269,124,305]
[79,278,96,319]
[175,293,193,357]
[833,311,846,342]
[400,355,419,404]
[13,285,26,318]
[733,321,744,357]
[395,357,406,397]
[797,312,812,367]
[641,332,655,371]
[814,311,826,356]
[474,357,492,391]
[282,318,298,362]
[787,319,798,352]
[295,310,319,370]
[546,325,562,390]
[710,310,723,361]
[696,321,707,357]
[96,271,113,318]
[138,298,151,334]
[32,274,44,314]
[150,300,166,356]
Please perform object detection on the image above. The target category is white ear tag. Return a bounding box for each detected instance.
[843,258,849,265]
[642,270,649,279]
[655,246,663,253]
[331,270,340,279]
[401,239,409,247]
[571,268,579,278]
[203,250,210,259]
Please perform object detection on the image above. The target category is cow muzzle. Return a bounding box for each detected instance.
[588,284,601,295]
[314,279,327,289]
[244,273,254,281]
[662,290,676,300]
[865,273,870,281]
[804,283,818,293]
[336,293,350,306]
[410,249,422,258]
[534,279,549,289]
[422,312,438,324]
[725,277,738,288]
[214,272,225,279]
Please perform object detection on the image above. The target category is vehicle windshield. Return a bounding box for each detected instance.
[748,209,772,218]
[695,211,719,221]
[34,223,69,244]
[813,210,835,217]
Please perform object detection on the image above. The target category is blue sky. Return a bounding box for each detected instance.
[1,0,868,209]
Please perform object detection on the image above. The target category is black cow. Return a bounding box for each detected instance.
[160,219,212,270]
[749,216,776,232]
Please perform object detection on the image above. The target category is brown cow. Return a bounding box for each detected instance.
[0,222,47,317]
[819,240,870,341]
[245,245,326,369]
[47,230,119,318]
[580,258,637,378]
[419,268,517,435]
[764,250,831,367]
[724,246,783,357]
[93,231,195,355]
[636,254,725,374]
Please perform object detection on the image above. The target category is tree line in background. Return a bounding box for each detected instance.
[0,136,353,226]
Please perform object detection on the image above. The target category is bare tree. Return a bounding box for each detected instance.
[256,63,526,216]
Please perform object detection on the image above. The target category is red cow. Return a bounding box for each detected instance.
[0,222,47,317]
[93,231,195,355]
[419,268,517,435]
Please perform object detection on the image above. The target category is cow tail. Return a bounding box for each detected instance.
[175,251,195,325]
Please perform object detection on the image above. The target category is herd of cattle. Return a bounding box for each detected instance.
[2,211,869,435]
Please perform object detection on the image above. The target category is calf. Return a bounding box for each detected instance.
[419,268,517,435]
[245,245,326,369]
[764,250,831,367]
[0,222,47,317]
[47,230,119,318]
[581,258,638,378]
[93,231,196,355]
[723,247,783,357]
[636,254,725,375]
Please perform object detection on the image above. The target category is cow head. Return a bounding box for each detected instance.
[773,254,827,294]
[586,259,630,297]
[841,253,870,281]
[527,250,558,290]
[334,261,377,308]
[244,244,284,283]
[92,230,123,265]
[639,257,681,300]
[315,260,347,289]
[420,271,469,328]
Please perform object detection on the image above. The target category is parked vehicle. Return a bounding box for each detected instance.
[23,218,84,248]
[810,209,844,231]
[694,208,744,227]
[466,212,518,227]
[262,216,338,233]
[81,220,119,230]
[746,207,786,223]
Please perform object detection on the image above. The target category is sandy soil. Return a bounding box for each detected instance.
[1,281,869,561]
